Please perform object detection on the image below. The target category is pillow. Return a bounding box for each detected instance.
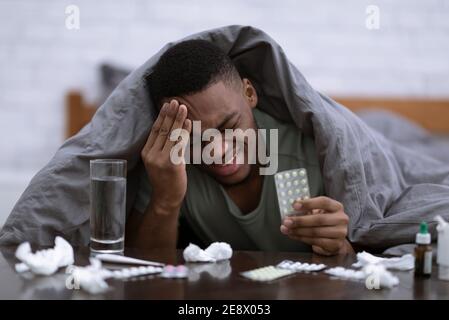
[99,63,131,103]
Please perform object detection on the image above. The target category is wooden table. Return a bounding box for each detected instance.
[0,246,448,300]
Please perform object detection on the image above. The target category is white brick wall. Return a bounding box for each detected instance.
[1,0,449,225]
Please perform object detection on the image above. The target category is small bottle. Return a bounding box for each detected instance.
[414,221,432,278]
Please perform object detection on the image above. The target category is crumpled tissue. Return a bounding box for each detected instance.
[325,264,399,288]
[15,236,74,275]
[183,242,233,263]
[352,251,414,271]
[363,264,399,288]
[67,258,112,294]
[67,258,164,294]
[325,251,411,289]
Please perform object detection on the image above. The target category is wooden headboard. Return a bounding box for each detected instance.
[65,91,449,138]
[66,91,98,138]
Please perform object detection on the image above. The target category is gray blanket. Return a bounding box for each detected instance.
[1,25,449,252]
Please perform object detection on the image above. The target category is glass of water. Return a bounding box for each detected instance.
[90,159,127,253]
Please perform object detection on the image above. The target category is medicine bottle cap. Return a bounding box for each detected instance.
[416,221,431,245]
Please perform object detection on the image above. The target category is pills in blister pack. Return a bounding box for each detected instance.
[111,266,163,279]
[276,260,327,272]
[274,168,311,218]
[240,266,296,282]
[160,265,189,279]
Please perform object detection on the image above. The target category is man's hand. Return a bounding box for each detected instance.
[141,99,191,215]
[280,196,354,256]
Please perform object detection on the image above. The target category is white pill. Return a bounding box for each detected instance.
[293,180,299,186]
[130,268,140,276]
[285,173,290,179]
[137,266,146,273]
[292,171,298,177]
[279,183,284,188]
[286,181,291,187]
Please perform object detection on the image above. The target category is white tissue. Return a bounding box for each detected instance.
[183,244,216,262]
[325,265,399,288]
[333,251,409,289]
[67,258,164,294]
[183,242,233,263]
[352,251,414,271]
[363,264,399,288]
[204,242,233,261]
[68,258,112,294]
[15,236,74,275]
[15,263,30,273]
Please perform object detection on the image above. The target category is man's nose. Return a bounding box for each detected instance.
[210,138,231,162]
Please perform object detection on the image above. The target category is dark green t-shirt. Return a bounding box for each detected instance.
[134,108,324,251]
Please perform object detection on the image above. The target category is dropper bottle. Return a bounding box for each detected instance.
[414,221,432,278]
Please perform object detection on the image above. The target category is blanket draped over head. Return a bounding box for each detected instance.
[1,25,449,252]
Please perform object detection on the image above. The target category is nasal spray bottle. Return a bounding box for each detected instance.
[435,215,449,281]
[414,221,432,278]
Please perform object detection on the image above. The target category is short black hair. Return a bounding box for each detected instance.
[147,39,241,106]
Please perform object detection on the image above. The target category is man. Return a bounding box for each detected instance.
[2,26,445,252]
[125,40,353,256]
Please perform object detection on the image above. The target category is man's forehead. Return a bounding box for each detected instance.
[188,106,236,132]
[179,84,238,121]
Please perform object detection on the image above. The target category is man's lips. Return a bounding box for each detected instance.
[210,162,241,177]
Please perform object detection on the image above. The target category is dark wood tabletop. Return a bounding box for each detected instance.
[0,246,448,300]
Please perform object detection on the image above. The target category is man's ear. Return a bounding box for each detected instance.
[242,78,258,109]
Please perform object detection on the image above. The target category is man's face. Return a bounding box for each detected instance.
[165,79,258,185]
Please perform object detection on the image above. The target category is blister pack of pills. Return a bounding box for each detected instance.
[110,266,163,279]
[160,265,189,279]
[274,168,310,219]
[276,260,327,272]
[240,266,296,282]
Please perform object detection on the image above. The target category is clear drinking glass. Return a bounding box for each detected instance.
[90,159,127,253]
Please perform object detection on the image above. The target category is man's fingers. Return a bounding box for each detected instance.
[311,245,334,256]
[286,225,347,239]
[283,212,348,228]
[175,119,192,161]
[152,100,179,150]
[182,118,192,149]
[142,103,168,155]
[293,196,343,213]
[162,104,188,152]
[184,118,192,134]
